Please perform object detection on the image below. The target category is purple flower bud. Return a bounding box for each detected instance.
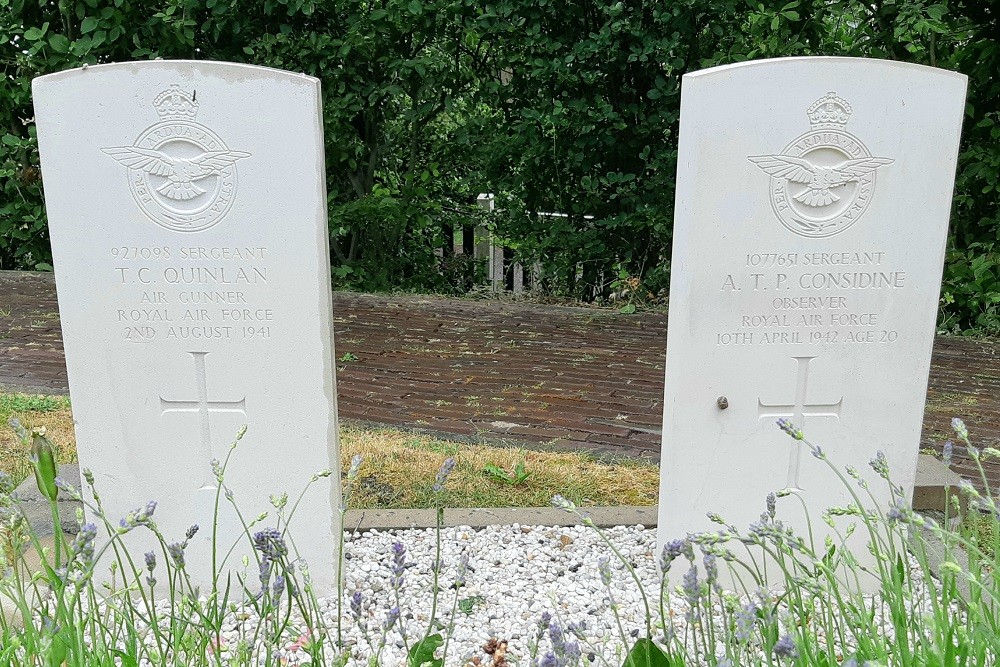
[942,440,953,466]
[952,417,968,440]
[167,542,185,569]
[456,553,469,587]
[350,591,363,620]
[550,494,575,511]
[383,606,400,631]
[432,457,456,493]
[660,539,685,571]
[734,600,758,642]
[776,418,803,440]
[144,551,156,572]
[598,556,611,586]
[185,524,199,540]
[272,574,285,598]
[766,492,776,519]
[390,541,406,589]
[253,529,288,561]
[772,634,798,660]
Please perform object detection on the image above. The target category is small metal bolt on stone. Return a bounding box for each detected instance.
[717,396,729,410]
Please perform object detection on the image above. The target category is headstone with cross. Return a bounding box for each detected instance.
[657,58,967,588]
[33,61,343,592]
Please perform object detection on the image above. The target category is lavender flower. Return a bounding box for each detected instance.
[942,440,954,466]
[598,556,611,586]
[167,542,185,569]
[766,492,777,519]
[703,552,718,590]
[54,477,79,497]
[681,564,700,610]
[537,653,558,667]
[253,528,288,561]
[350,591,363,621]
[548,621,567,656]
[119,501,157,532]
[538,610,552,632]
[952,417,969,441]
[433,457,456,493]
[390,541,406,589]
[660,539,686,571]
[456,553,469,587]
[143,551,157,587]
[258,558,272,590]
[734,600,758,642]
[869,451,890,479]
[777,418,803,440]
[550,494,576,512]
[71,523,97,564]
[185,524,199,540]
[886,498,907,524]
[272,574,285,598]
[383,606,400,632]
[772,634,798,660]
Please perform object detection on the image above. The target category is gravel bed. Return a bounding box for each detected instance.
[128,522,938,665]
[328,523,661,665]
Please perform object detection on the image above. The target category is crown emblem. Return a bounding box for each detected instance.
[153,85,199,121]
[807,92,852,129]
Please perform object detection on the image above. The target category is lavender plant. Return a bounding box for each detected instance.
[2,415,999,666]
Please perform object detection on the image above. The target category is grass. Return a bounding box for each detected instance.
[2,414,999,666]
[0,391,658,509]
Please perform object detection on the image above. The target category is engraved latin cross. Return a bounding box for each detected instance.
[757,355,842,490]
[160,351,246,484]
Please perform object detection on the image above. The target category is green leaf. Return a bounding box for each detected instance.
[408,633,443,667]
[622,638,674,667]
[407,0,422,14]
[48,34,70,53]
[81,16,99,34]
[619,303,636,315]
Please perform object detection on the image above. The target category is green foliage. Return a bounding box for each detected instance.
[2,0,999,330]
[939,243,1000,335]
[623,638,675,667]
[407,633,443,667]
[482,458,531,486]
[0,392,69,420]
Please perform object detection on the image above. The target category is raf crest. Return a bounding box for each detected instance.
[103,85,251,233]
[749,92,893,238]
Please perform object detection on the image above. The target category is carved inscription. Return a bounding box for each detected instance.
[716,249,902,347]
[160,351,247,486]
[113,246,273,343]
[757,356,842,489]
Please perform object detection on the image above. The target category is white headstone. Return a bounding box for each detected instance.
[657,58,967,581]
[33,61,342,592]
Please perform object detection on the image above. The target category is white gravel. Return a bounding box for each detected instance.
[328,523,661,666]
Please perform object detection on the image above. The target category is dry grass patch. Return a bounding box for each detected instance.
[0,392,659,508]
[0,393,76,485]
[340,425,658,509]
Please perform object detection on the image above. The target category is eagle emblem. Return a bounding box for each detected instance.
[749,93,893,238]
[102,147,250,201]
[103,85,252,232]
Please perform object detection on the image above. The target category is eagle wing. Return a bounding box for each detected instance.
[102,147,176,177]
[831,157,894,178]
[747,155,815,184]
[187,151,252,178]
